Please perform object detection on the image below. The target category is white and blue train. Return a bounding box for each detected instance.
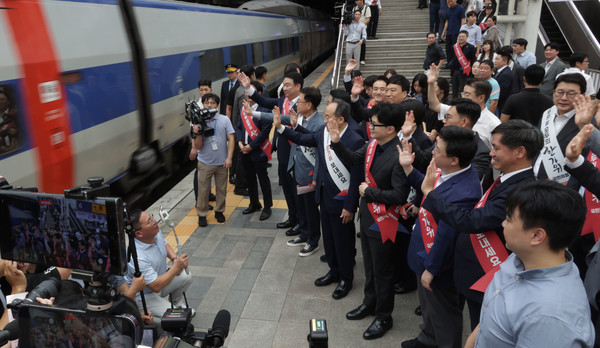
[0,0,334,205]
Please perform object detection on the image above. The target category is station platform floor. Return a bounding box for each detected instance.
[147,55,471,347]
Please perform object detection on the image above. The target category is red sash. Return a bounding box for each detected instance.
[282,97,293,146]
[365,99,376,140]
[479,23,488,31]
[453,43,472,76]
[581,152,600,242]
[419,170,441,253]
[242,110,272,160]
[469,183,509,292]
[364,139,401,243]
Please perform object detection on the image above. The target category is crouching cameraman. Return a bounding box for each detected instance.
[125,209,193,323]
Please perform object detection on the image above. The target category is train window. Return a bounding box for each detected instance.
[198,48,225,82]
[0,85,23,157]
[278,39,287,57]
[266,40,278,61]
[252,42,264,65]
[230,45,248,67]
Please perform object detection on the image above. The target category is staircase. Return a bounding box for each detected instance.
[337,0,451,85]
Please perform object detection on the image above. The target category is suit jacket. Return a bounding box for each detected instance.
[510,61,525,93]
[407,166,482,287]
[249,92,298,167]
[331,137,410,236]
[235,110,272,162]
[565,160,600,197]
[421,168,535,302]
[281,126,364,214]
[286,112,324,185]
[494,66,515,114]
[220,80,238,114]
[539,59,567,97]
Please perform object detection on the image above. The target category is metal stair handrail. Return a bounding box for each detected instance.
[330,2,347,89]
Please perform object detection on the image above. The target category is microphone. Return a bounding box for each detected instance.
[202,309,231,348]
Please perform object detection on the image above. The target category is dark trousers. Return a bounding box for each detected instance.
[465,298,482,331]
[451,69,468,99]
[360,215,397,320]
[429,2,440,33]
[296,185,321,246]
[278,162,297,224]
[394,220,417,288]
[416,282,463,348]
[321,202,356,283]
[438,9,447,39]
[360,41,366,61]
[243,156,272,208]
[445,34,458,64]
[367,5,379,37]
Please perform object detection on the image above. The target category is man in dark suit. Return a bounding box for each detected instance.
[566,125,600,197]
[539,42,567,97]
[419,120,543,330]
[329,103,410,340]
[282,87,324,257]
[220,64,238,116]
[235,80,273,221]
[275,100,364,299]
[238,71,302,235]
[448,30,475,99]
[493,48,515,114]
[400,126,482,348]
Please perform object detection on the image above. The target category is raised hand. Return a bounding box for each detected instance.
[574,94,595,128]
[273,106,282,129]
[351,75,364,97]
[326,117,341,143]
[402,110,417,138]
[428,63,439,84]
[397,140,415,169]
[566,124,594,162]
[238,72,251,89]
[290,108,298,128]
[421,157,437,195]
[242,100,253,115]
[345,59,358,75]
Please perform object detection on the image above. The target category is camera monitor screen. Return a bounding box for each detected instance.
[17,304,139,348]
[0,191,126,275]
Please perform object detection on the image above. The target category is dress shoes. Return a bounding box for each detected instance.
[414,305,422,316]
[346,304,375,320]
[229,177,236,185]
[242,204,262,215]
[320,254,327,262]
[277,219,295,229]
[314,273,340,287]
[285,224,301,236]
[259,207,271,220]
[394,282,417,294]
[332,280,352,299]
[198,216,207,227]
[363,317,393,340]
[214,212,225,223]
[401,338,438,348]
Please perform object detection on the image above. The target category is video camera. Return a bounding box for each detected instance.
[185,100,217,138]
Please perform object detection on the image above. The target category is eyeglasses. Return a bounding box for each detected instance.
[368,119,387,128]
[146,214,156,226]
[323,115,340,121]
[553,90,579,99]
[203,100,218,106]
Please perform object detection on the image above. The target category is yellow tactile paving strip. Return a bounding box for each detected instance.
[164,181,287,253]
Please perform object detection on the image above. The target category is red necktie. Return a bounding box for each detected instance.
[488,177,502,193]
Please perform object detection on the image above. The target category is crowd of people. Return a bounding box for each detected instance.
[185,24,600,344]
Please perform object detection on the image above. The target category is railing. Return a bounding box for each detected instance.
[330,2,347,89]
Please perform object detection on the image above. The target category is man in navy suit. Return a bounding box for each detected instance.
[419,120,543,330]
[275,99,364,299]
[329,103,410,340]
[400,126,482,348]
[493,48,516,114]
[281,87,324,257]
[238,71,303,235]
[235,81,273,221]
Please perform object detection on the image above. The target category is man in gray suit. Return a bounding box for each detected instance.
[283,87,325,257]
[539,42,567,97]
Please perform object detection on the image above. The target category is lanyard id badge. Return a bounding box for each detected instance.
[211,137,218,151]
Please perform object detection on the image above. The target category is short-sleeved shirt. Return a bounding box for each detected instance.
[446,5,465,35]
[475,252,595,347]
[486,77,500,109]
[424,43,446,70]
[501,88,554,125]
[460,23,482,47]
[126,232,168,300]
[196,114,235,166]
